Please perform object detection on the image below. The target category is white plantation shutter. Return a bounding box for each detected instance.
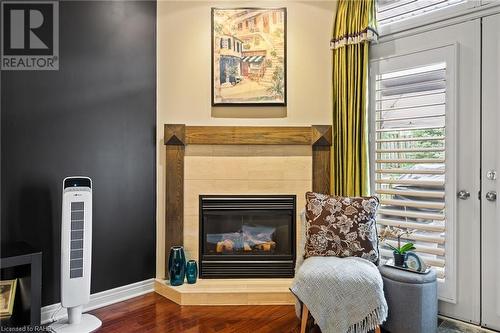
[377,0,467,26]
[374,62,449,279]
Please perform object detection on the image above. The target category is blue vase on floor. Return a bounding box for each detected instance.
[168,246,186,286]
[186,260,198,284]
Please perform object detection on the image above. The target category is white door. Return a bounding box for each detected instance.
[370,20,481,323]
[481,12,500,331]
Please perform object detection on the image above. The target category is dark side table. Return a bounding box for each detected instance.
[0,242,42,328]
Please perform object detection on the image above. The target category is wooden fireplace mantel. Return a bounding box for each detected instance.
[163,124,332,278]
[165,125,332,146]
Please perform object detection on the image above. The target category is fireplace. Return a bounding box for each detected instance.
[199,195,296,278]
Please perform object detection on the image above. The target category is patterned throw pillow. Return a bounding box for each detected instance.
[303,191,380,264]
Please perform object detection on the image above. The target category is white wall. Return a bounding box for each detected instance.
[157,0,336,277]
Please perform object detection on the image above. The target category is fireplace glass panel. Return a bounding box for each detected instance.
[203,210,292,256]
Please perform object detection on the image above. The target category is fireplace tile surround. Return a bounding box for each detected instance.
[183,145,311,265]
[156,125,332,305]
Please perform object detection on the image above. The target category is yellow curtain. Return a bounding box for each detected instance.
[331,0,377,197]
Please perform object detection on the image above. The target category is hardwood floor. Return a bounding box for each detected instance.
[90,292,491,333]
[90,292,308,333]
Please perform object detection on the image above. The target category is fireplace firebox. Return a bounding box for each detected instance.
[199,195,296,278]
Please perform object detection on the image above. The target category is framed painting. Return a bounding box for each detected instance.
[211,8,287,106]
[0,279,17,319]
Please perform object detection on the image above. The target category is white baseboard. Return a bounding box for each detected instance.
[41,278,154,324]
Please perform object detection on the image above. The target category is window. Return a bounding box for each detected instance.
[249,62,261,70]
[374,62,448,280]
[221,38,229,49]
[377,0,467,26]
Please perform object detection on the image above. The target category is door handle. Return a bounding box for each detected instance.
[486,191,497,202]
[457,190,470,200]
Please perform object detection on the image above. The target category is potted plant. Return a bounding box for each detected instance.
[379,226,416,267]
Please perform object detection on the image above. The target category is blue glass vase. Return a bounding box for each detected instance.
[168,246,186,286]
[186,260,198,284]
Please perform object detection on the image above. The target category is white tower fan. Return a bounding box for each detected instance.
[49,177,102,333]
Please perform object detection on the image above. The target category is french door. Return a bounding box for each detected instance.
[481,12,500,331]
[370,20,481,323]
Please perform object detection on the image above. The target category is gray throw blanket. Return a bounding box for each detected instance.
[291,256,388,333]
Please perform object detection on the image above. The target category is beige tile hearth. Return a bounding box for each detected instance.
[154,278,295,306]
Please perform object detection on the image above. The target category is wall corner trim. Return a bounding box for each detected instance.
[41,278,155,324]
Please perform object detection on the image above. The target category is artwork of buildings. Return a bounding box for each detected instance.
[212,8,286,105]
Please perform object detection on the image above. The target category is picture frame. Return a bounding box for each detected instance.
[211,7,287,106]
[0,279,17,319]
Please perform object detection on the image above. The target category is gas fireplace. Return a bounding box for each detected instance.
[199,195,296,278]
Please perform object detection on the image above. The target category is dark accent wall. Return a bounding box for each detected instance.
[1,1,156,306]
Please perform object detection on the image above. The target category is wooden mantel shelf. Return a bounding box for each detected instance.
[161,124,332,283]
[165,125,332,146]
